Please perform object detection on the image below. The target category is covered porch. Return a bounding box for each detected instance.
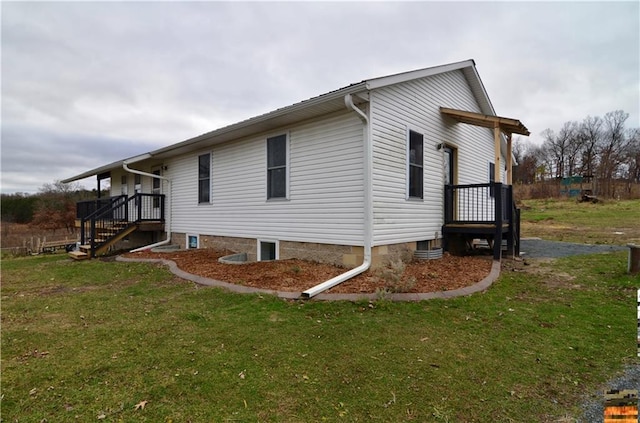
[439,107,530,260]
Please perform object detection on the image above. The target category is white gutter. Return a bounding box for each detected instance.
[301,93,373,298]
[122,160,173,252]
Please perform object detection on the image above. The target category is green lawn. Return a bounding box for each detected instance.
[2,251,638,422]
[520,198,640,244]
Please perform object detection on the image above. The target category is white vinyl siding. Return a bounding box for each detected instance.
[169,111,365,245]
[369,69,499,245]
[110,166,166,220]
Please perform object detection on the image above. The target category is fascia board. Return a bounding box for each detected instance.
[365,59,475,90]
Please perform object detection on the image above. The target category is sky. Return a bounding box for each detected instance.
[1,1,639,194]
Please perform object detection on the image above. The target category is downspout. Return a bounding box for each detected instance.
[301,93,372,298]
[121,160,173,252]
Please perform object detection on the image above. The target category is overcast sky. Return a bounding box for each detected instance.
[2,1,638,194]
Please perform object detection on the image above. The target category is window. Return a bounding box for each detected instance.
[258,240,278,261]
[134,174,141,205]
[152,168,161,209]
[408,130,424,199]
[120,175,128,196]
[267,134,287,199]
[198,153,211,204]
[187,234,199,249]
[134,174,141,193]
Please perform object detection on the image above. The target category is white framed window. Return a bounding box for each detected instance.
[257,239,279,261]
[134,174,142,206]
[120,175,128,196]
[187,234,199,249]
[134,174,141,194]
[266,134,288,200]
[151,166,162,209]
[407,129,424,199]
[198,153,212,204]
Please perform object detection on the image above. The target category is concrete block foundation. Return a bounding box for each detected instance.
[170,232,426,269]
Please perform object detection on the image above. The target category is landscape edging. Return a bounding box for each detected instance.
[115,255,501,301]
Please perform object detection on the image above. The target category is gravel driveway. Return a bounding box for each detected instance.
[520,238,626,259]
[518,238,635,422]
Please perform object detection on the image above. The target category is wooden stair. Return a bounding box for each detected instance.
[68,222,138,260]
[68,250,89,260]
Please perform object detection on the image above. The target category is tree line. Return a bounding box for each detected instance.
[513,110,639,198]
[1,181,108,233]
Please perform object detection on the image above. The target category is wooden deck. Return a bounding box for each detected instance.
[443,182,520,259]
[443,223,510,234]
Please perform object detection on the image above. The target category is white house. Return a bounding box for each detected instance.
[64,59,529,277]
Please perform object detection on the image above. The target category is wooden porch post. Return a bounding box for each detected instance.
[493,122,503,261]
[506,133,513,186]
[493,123,501,183]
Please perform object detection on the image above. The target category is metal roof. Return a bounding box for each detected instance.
[63,59,505,183]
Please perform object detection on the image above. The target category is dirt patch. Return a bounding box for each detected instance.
[504,257,582,290]
[123,249,493,294]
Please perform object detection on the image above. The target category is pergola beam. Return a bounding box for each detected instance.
[440,107,530,187]
[440,107,530,136]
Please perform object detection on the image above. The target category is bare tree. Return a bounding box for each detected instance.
[577,115,603,176]
[597,110,630,197]
[563,121,582,177]
[541,122,578,178]
[513,137,542,184]
[623,128,640,184]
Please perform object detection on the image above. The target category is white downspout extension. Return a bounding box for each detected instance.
[301,93,373,298]
[122,161,173,252]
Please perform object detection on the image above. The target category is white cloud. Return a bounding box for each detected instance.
[1,1,638,193]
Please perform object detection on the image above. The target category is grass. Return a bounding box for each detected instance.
[520,198,640,244]
[2,250,639,422]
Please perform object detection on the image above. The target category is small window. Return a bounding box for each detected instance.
[134,174,141,205]
[152,168,161,209]
[120,175,128,196]
[408,130,424,199]
[198,153,211,204]
[258,240,277,261]
[416,240,430,250]
[267,134,287,199]
[187,234,199,249]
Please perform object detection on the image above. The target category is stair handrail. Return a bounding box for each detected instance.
[80,193,165,257]
[80,195,127,246]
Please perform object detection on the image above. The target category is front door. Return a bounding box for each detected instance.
[443,146,456,221]
[443,147,455,186]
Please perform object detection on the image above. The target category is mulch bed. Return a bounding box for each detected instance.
[122,249,493,294]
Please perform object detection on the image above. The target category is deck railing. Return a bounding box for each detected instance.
[444,183,512,225]
[76,195,127,220]
[444,182,519,259]
[79,193,165,257]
